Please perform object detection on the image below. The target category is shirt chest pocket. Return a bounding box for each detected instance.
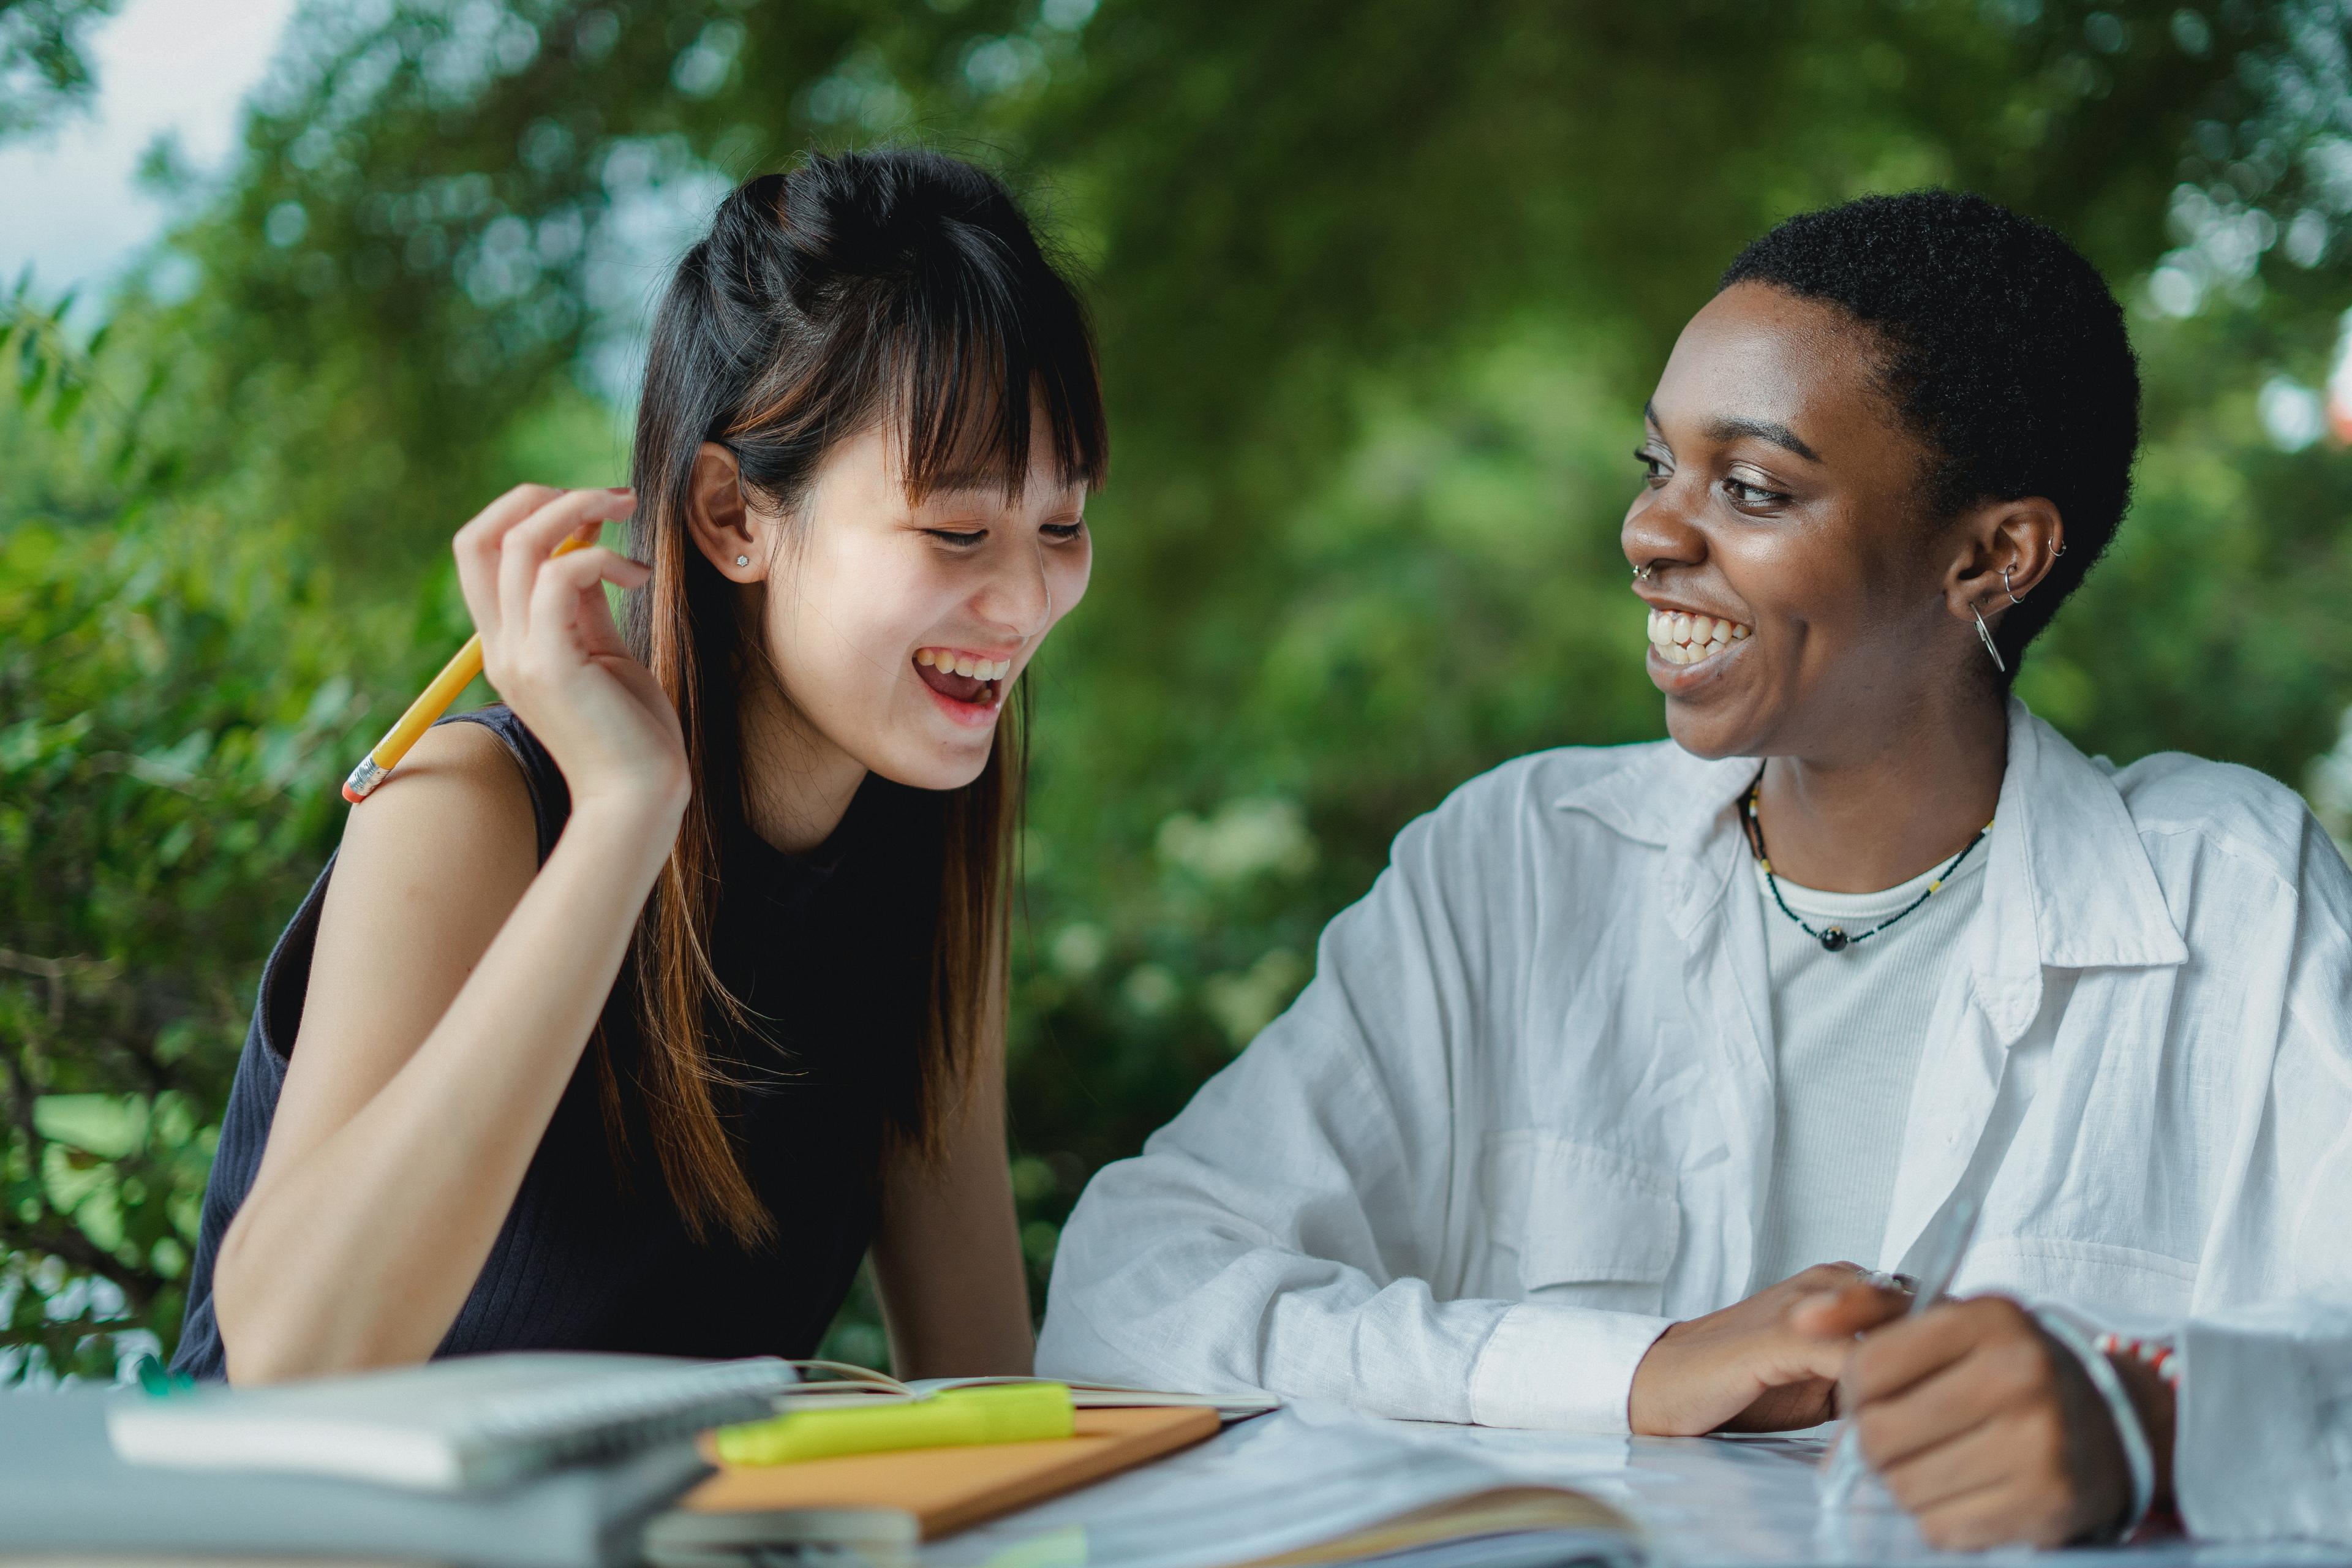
[1475,1129,1681,1314]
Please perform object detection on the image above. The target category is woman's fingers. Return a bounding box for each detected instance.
[1789,1278,1910,1339]
[1840,1298,1994,1409]
[455,483,566,556]
[527,546,648,665]
[494,488,636,650]
[452,483,564,644]
[1838,1295,2124,1549]
[1720,1374,1841,1432]
[1867,1391,2015,1512]
[1850,1325,2041,1476]
[1911,1464,2078,1551]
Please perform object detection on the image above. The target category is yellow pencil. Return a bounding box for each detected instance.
[342,533,595,804]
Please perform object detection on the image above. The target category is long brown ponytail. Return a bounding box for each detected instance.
[619,150,1106,1245]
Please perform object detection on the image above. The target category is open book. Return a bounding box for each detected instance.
[776,1360,1280,1422]
[647,1405,1639,1568]
[929,1414,1646,1568]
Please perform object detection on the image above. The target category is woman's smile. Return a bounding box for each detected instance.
[1643,604,1754,667]
[913,645,1016,728]
[1638,592,1757,695]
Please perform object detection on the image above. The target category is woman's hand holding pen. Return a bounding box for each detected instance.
[1792,1283,2166,1549]
[453,485,688,821]
[1629,1264,2167,1547]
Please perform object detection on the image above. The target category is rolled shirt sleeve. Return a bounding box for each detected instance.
[1039,775,1671,1430]
[1468,1300,1674,1430]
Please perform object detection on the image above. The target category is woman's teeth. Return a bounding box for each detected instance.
[1646,608,1751,666]
[915,649,1013,680]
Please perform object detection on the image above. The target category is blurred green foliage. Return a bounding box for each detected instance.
[4,0,2351,1378]
[0,0,118,139]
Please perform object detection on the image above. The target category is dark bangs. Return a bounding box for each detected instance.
[881,235,1108,504]
[718,150,1106,513]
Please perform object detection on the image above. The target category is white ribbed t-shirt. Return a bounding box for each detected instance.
[1748,840,1988,1292]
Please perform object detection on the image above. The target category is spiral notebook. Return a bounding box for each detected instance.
[106,1351,798,1491]
[10,1385,706,1568]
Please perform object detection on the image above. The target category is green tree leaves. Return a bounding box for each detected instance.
[7,0,2351,1374]
[0,299,370,1376]
[0,0,120,141]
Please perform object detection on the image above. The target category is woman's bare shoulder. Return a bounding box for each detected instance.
[328,717,545,954]
[336,720,540,884]
[290,722,543,1071]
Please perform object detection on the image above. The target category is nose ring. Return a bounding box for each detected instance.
[1632,563,1654,582]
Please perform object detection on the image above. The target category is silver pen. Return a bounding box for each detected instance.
[1818,1194,1983,1510]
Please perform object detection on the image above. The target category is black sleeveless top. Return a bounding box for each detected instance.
[172,706,938,1378]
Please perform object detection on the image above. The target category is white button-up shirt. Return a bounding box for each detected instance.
[1040,699,2352,1540]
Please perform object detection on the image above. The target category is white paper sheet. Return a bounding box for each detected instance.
[924,1404,2351,1568]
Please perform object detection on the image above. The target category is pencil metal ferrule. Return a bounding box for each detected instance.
[342,756,388,804]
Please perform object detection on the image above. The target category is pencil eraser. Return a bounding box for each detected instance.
[342,783,364,804]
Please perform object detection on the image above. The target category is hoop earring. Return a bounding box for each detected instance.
[1972,603,2007,673]
[2000,566,2024,605]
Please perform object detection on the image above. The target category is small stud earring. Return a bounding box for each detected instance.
[735,554,750,568]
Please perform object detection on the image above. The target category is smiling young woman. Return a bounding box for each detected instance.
[173,149,1105,1384]
[1041,192,2352,1551]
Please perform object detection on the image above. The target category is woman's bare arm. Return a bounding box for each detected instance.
[209,728,677,1381]
[868,1041,1034,1378]
[210,484,685,1382]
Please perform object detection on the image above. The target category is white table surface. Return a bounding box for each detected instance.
[925,1403,2352,1568]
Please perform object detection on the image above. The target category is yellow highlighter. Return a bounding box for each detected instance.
[342,533,595,803]
[712,1382,1075,1467]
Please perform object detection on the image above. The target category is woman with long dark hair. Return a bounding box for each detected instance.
[175,148,1105,1381]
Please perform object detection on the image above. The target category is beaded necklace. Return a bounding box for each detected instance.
[1740,767,1992,954]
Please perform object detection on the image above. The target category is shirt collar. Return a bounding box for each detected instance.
[1555,698,2188,1023]
[1551,737,1751,857]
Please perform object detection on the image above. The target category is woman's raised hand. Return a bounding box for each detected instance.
[452,485,688,817]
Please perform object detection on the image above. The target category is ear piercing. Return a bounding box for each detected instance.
[1972,603,2007,673]
[1979,557,2032,669]
[736,554,750,567]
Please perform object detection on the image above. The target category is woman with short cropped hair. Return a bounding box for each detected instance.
[1041,190,2352,1549]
